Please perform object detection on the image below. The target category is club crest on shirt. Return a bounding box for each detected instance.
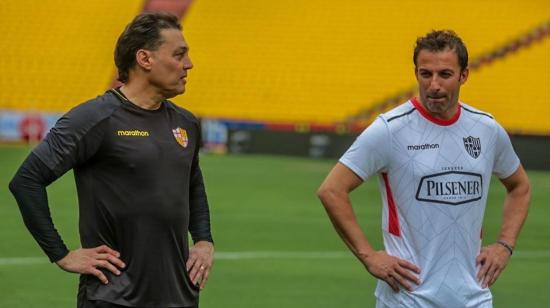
[463,136,481,159]
[172,127,188,148]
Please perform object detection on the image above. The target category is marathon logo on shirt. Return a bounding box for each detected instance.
[407,143,439,151]
[117,130,150,137]
[415,171,482,205]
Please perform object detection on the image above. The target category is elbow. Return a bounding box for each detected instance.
[516,178,532,200]
[507,178,532,210]
[317,183,336,207]
[523,180,532,205]
[316,184,327,201]
[8,175,19,195]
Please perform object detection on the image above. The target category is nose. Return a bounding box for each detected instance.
[428,76,441,92]
[183,54,193,70]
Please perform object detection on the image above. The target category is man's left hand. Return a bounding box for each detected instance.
[186,241,214,290]
[476,243,511,288]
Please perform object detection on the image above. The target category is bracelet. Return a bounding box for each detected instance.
[497,240,514,255]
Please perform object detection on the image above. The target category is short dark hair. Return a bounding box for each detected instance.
[114,12,182,83]
[413,30,468,71]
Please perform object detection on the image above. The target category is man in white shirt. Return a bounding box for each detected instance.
[317,30,531,307]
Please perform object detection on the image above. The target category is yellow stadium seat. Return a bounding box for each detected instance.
[180,0,550,133]
[1,0,549,135]
[1,0,143,111]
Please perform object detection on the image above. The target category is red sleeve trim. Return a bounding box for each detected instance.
[382,173,401,237]
[411,97,461,126]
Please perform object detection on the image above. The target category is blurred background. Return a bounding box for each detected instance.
[1,0,549,307]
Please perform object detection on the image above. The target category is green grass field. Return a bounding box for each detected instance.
[1,145,549,307]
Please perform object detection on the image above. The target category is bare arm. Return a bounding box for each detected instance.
[317,163,373,257]
[317,163,420,292]
[497,164,531,247]
[476,164,531,288]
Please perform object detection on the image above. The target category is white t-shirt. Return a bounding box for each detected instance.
[340,98,520,308]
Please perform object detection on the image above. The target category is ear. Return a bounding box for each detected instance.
[459,67,469,85]
[135,49,153,71]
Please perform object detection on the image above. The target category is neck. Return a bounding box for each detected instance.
[412,97,461,126]
[119,80,165,110]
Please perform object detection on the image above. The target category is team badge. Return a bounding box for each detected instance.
[463,136,481,159]
[172,127,188,148]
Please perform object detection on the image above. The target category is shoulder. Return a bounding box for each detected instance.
[33,92,122,172]
[460,103,494,120]
[379,100,417,124]
[164,100,200,126]
[459,102,500,128]
[61,91,122,128]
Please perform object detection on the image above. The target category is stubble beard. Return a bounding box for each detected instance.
[424,94,459,118]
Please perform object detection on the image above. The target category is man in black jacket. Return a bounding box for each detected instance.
[9,12,213,308]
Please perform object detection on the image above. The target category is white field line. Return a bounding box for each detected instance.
[0,250,549,266]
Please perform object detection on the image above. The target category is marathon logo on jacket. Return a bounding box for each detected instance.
[117,130,150,137]
[415,171,483,205]
[463,136,481,159]
[172,127,189,148]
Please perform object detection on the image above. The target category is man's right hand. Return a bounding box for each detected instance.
[55,245,125,284]
[362,251,421,292]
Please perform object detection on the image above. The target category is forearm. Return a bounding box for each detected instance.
[8,153,69,262]
[189,164,213,244]
[498,182,531,247]
[318,188,375,259]
[189,201,213,244]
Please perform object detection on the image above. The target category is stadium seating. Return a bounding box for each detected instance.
[180,0,550,134]
[1,0,549,134]
[1,0,142,111]
[461,32,550,135]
